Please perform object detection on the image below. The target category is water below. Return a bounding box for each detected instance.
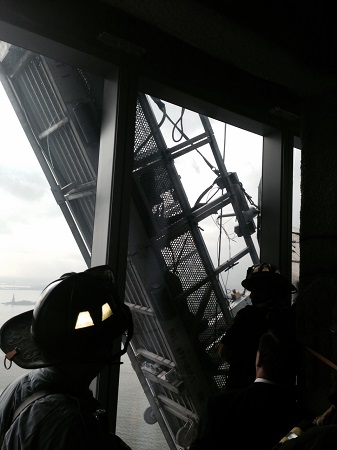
[0,289,170,450]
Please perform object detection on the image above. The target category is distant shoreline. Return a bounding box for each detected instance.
[2,300,35,305]
[0,287,43,291]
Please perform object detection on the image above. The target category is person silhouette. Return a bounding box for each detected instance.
[219,262,298,390]
[0,265,133,450]
[190,331,301,450]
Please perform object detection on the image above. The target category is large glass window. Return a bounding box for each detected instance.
[292,147,301,288]
[117,93,263,449]
[143,96,262,291]
[0,78,87,389]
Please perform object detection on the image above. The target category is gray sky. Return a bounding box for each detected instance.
[0,84,86,288]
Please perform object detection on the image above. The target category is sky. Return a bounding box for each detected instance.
[0,83,86,289]
[0,84,301,292]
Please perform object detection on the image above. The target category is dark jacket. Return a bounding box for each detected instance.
[0,368,130,450]
[190,381,299,450]
[220,303,297,390]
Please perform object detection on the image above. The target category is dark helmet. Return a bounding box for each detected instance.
[0,265,133,369]
[241,262,297,294]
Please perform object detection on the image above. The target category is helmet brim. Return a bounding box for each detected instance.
[0,310,63,369]
[0,265,134,369]
[0,306,132,369]
[241,272,297,293]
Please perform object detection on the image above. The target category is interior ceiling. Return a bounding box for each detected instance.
[100,0,337,99]
[1,1,337,101]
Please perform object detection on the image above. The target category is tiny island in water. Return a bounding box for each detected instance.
[2,294,35,306]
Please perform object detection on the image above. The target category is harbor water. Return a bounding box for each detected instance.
[0,289,170,450]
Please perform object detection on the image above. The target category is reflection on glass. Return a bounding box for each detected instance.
[292,147,301,288]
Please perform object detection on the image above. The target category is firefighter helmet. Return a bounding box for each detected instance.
[0,265,133,369]
[241,262,297,294]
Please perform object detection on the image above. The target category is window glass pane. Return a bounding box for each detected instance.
[209,121,262,291]
[292,147,301,288]
[144,97,262,291]
[0,42,170,450]
[0,42,96,388]
[120,93,262,449]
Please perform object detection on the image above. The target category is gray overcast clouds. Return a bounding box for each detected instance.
[0,84,86,288]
